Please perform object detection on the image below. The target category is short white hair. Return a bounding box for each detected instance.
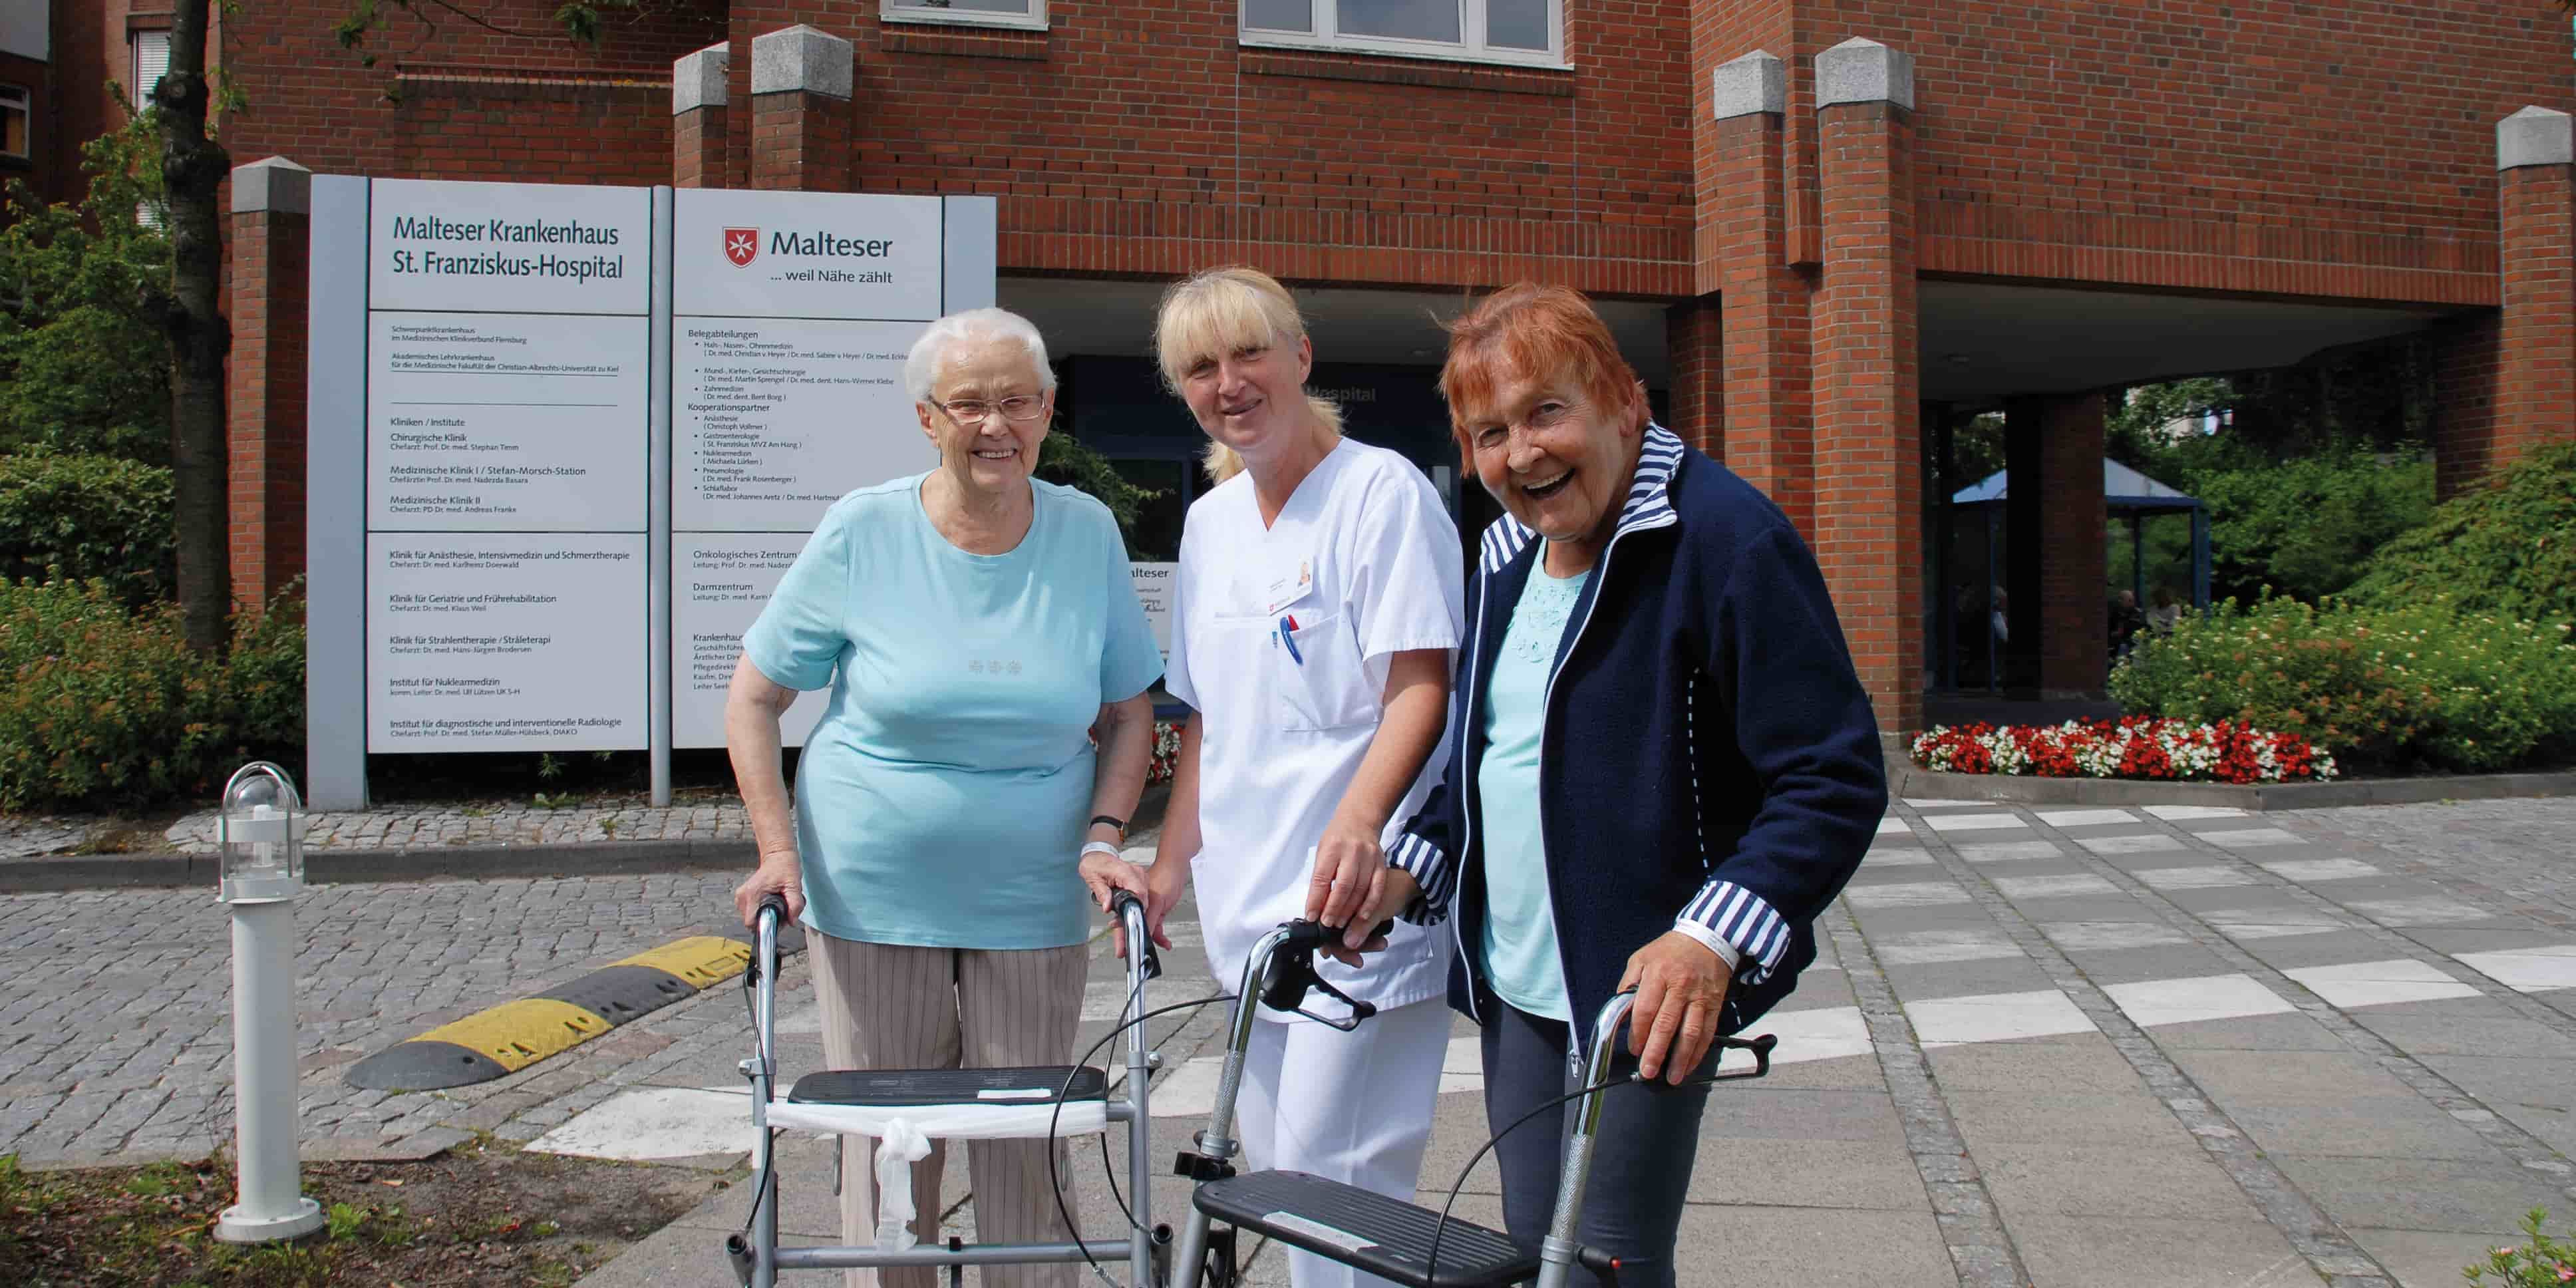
[905,307,1057,403]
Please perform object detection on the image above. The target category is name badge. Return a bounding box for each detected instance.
[1265,557,1315,617]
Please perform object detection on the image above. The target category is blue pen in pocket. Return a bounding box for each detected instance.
[1278,615,1304,665]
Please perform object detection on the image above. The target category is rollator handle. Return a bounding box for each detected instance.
[1257,919,1394,1031]
[756,891,791,928]
[1108,889,1162,981]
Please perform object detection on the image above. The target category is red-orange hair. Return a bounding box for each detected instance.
[1436,283,1643,466]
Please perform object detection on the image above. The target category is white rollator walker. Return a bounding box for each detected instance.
[732,895,1776,1288]
[729,889,1172,1288]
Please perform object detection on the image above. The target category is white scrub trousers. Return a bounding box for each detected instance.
[1233,997,1454,1288]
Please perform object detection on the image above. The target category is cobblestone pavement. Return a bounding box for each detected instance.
[0,814,108,863]
[164,799,757,853]
[7,798,2576,1288]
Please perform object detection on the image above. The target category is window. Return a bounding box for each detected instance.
[1241,0,1563,67]
[879,0,1046,32]
[0,84,27,161]
[130,29,171,108]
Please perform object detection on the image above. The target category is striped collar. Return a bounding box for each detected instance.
[1476,424,1686,574]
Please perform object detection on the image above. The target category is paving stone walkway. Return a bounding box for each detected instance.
[163,798,758,853]
[5,798,2573,1287]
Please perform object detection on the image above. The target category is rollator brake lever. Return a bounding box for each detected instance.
[1706,1033,1778,1081]
[1257,919,1391,1031]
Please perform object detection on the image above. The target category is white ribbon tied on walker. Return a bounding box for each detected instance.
[872,1118,934,1250]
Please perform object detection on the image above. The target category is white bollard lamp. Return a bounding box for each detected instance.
[214,762,325,1243]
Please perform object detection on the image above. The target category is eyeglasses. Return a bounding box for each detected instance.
[931,395,1048,426]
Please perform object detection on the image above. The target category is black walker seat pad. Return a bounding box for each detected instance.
[1194,1170,1539,1288]
[786,1066,1108,1108]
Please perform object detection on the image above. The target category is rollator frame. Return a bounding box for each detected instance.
[730,890,1168,1288]
[1174,920,1777,1288]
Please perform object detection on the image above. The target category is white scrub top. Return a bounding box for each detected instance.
[1167,438,1466,1021]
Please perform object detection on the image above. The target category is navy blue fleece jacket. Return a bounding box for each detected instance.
[1389,426,1886,1044]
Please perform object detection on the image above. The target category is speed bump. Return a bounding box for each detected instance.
[346,931,788,1092]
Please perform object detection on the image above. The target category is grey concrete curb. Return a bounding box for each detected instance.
[1890,760,2576,812]
[0,838,758,894]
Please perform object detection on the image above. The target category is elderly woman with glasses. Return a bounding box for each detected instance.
[728,307,1165,1288]
[1382,284,1883,1288]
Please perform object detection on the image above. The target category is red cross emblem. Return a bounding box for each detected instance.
[723,228,759,267]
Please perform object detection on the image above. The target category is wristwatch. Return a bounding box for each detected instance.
[1089,814,1128,842]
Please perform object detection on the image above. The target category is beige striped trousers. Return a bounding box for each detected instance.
[808,932,1091,1288]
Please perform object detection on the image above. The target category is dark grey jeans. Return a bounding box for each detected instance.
[1478,999,1718,1288]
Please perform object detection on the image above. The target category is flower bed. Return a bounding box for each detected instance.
[1147,719,1183,784]
[1911,718,2337,784]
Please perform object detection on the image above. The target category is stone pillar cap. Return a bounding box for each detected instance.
[674,42,728,114]
[230,156,311,216]
[752,25,852,100]
[1712,51,1786,121]
[2498,105,2573,172]
[1817,36,1914,111]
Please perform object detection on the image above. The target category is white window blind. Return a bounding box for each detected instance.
[132,29,172,108]
[1241,0,1563,68]
[879,0,1045,32]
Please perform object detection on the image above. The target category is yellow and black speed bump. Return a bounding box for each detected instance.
[346,923,802,1092]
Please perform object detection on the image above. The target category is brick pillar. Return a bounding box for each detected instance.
[1811,37,1921,738]
[1666,299,1723,458]
[2431,313,2501,499]
[227,157,311,612]
[2489,105,2575,482]
[749,25,853,192]
[2036,395,2106,697]
[673,43,729,188]
[1704,51,1814,528]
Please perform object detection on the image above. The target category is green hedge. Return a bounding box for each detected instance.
[0,578,305,812]
[0,454,174,603]
[2110,595,2576,773]
[2345,440,2576,629]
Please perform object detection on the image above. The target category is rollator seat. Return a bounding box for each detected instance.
[1194,1171,1538,1288]
[786,1066,1108,1108]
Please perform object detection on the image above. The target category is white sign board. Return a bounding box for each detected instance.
[674,318,932,532]
[1131,562,1177,661]
[369,313,649,532]
[674,188,944,321]
[674,536,829,750]
[368,534,647,752]
[369,179,651,315]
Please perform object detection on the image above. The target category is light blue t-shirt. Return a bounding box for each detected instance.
[1476,546,1589,1022]
[742,474,1164,949]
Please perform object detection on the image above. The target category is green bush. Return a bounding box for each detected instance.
[2110,594,2576,773]
[0,453,176,602]
[2344,440,2576,630]
[2183,449,2437,604]
[0,579,305,812]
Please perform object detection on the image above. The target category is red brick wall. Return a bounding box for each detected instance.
[1790,0,2572,305]
[217,0,719,179]
[2036,393,2106,697]
[719,1,1698,293]
[2432,312,2504,498]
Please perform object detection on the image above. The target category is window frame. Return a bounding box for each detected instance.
[878,0,1047,33]
[1239,0,1567,70]
[0,84,29,162]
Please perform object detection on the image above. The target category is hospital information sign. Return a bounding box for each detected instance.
[306,176,996,806]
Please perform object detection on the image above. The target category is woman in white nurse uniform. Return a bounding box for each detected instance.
[1136,267,1464,1288]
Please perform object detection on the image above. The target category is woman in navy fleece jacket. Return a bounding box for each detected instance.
[1365,283,1885,1288]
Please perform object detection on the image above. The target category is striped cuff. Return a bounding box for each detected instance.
[1385,832,1455,926]
[1679,880,1790,986]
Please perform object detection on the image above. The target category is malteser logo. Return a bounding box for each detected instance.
[723,228,759,267]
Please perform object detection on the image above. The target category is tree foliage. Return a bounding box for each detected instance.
[2344,440,2576,629]
[0,120,174,464]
